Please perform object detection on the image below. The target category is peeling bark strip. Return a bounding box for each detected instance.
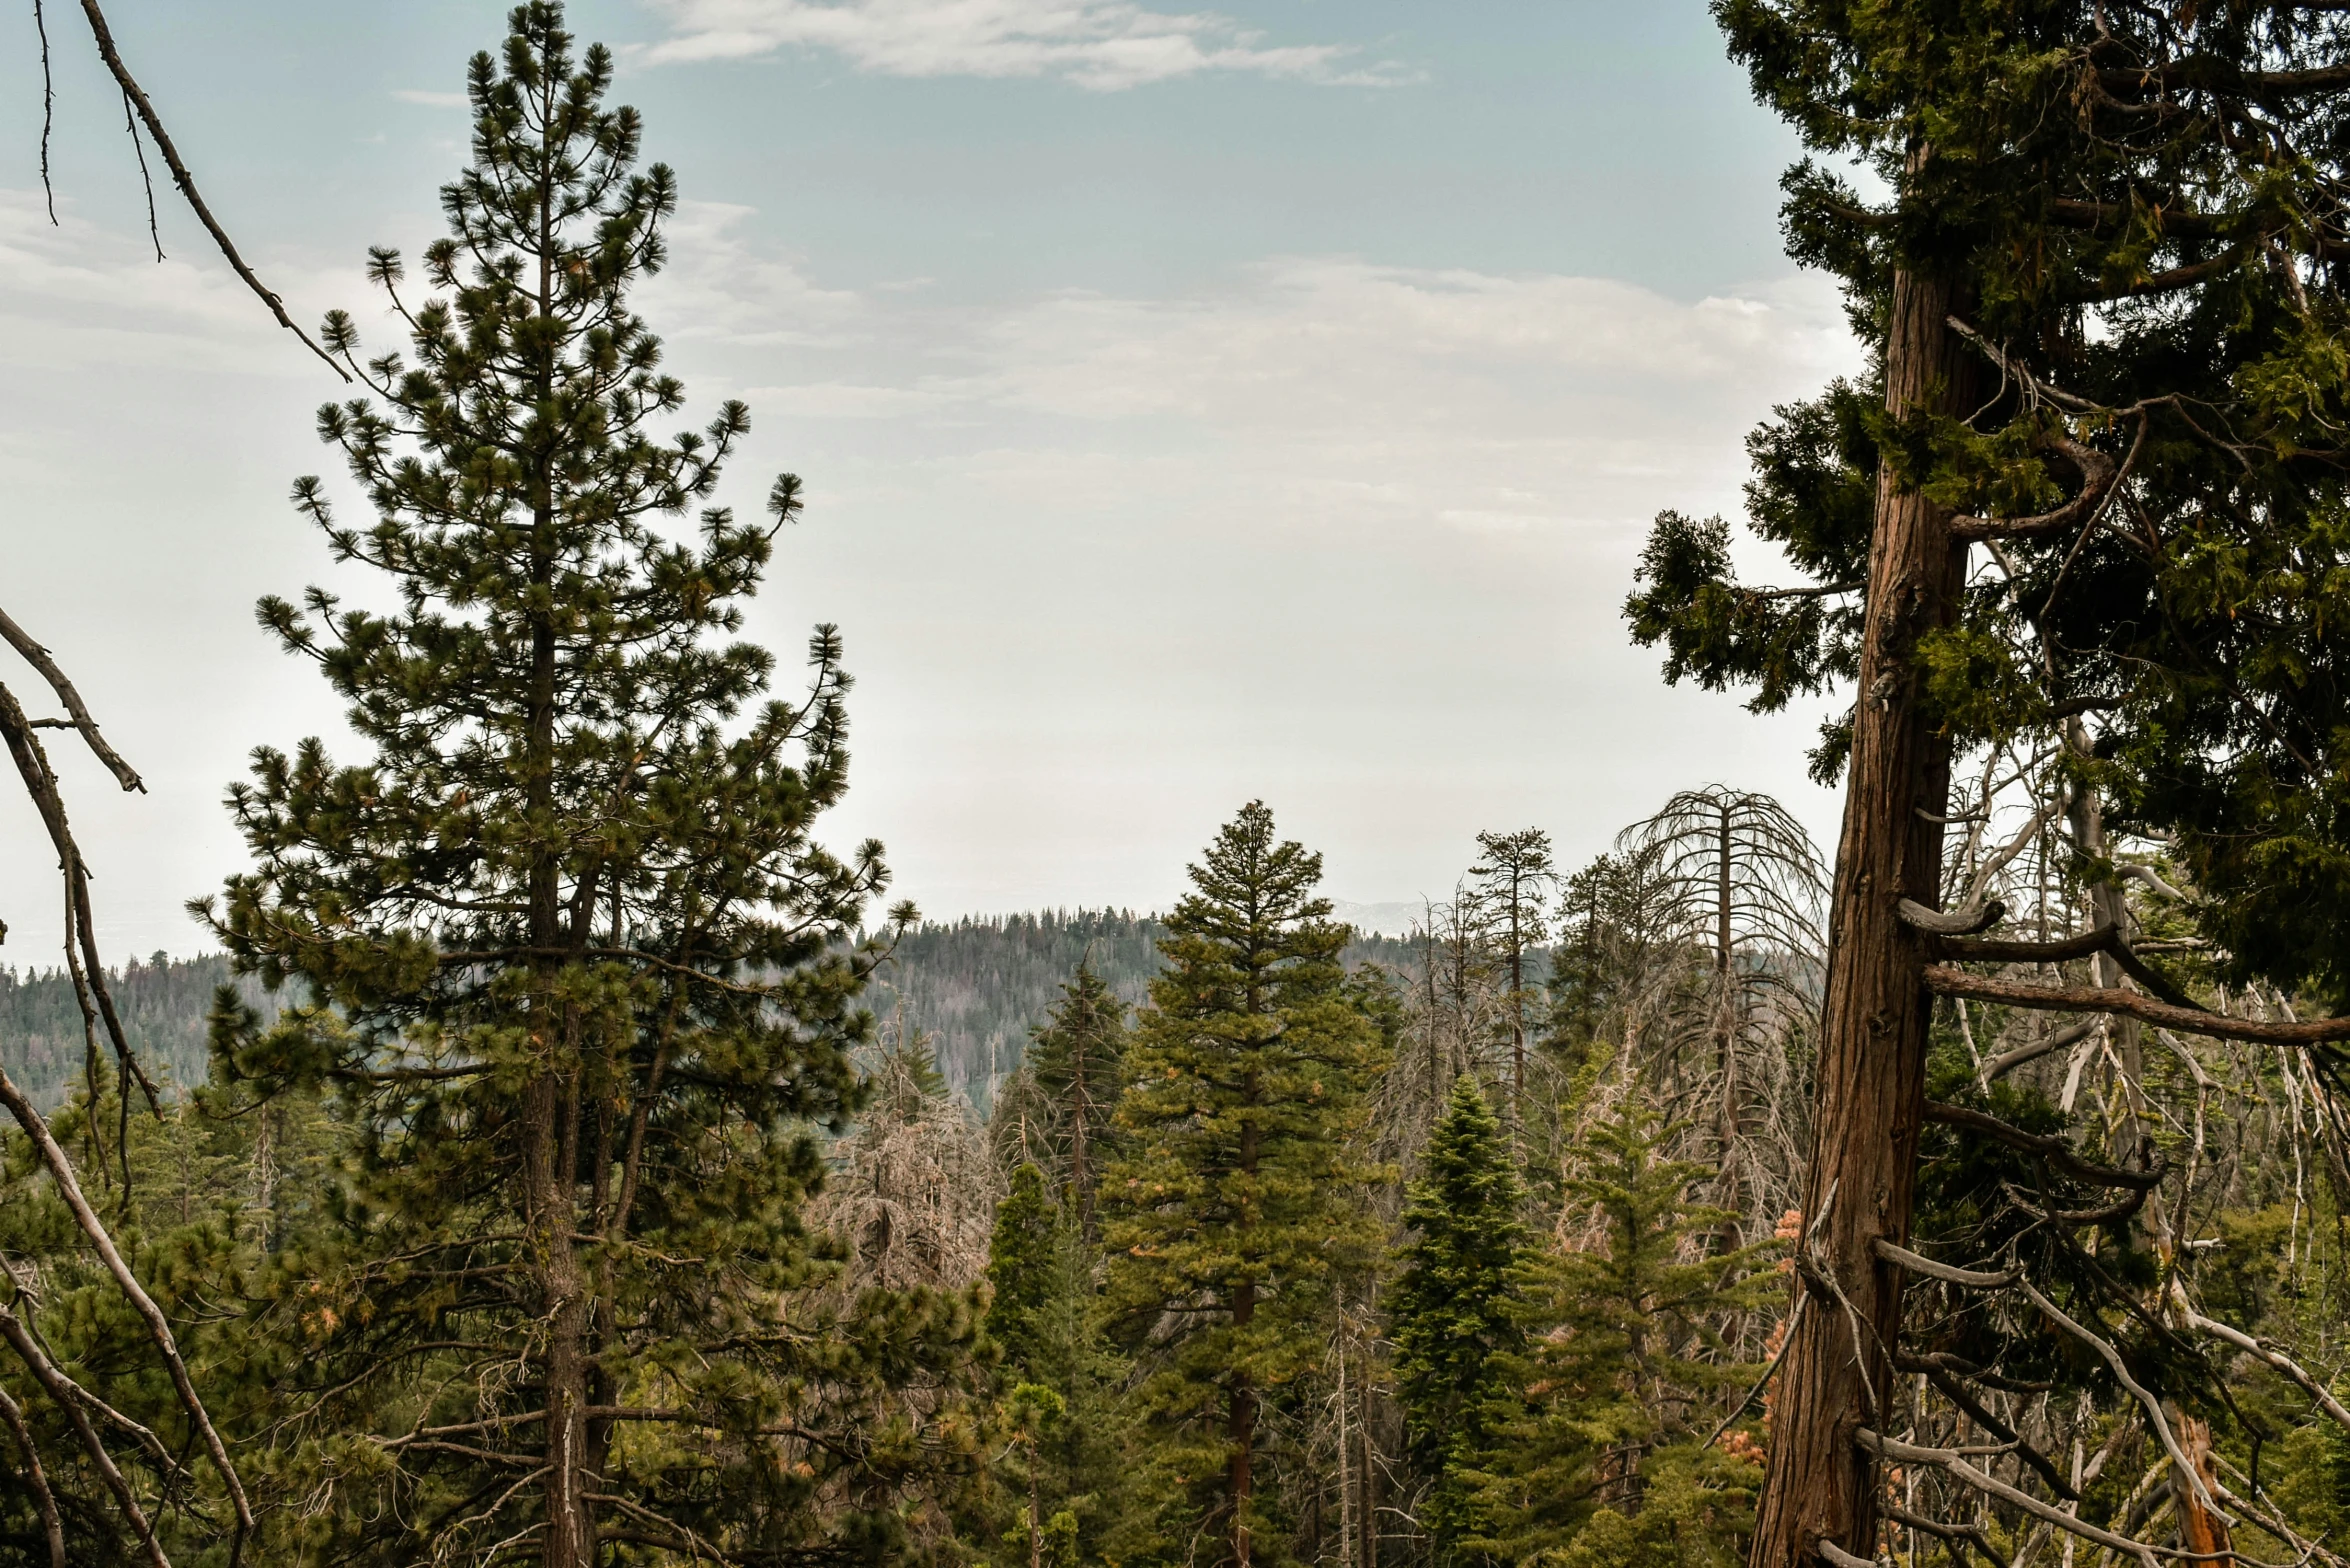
[1748,269,1975,1568]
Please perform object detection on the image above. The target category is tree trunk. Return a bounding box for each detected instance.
[1715,803,1743,1244]
[1509,890,1525,1104]
[1747,266,1974,1568]
[1072,1038,1094,1244]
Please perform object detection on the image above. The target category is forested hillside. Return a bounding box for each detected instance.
[870,910,1426,1106]
[0,918,1424,1113]
[0,955,269,1108]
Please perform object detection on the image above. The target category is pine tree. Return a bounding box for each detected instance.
[195,8,968,1563]
[1466,1101,1777,1566]
[1465,830,1555,1109]
[1023,963,1127,1242]
[1102,802,1386,1568]
[1388,1074,1528,1559]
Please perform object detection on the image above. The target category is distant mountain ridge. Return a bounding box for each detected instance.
[0,910,1427,1112]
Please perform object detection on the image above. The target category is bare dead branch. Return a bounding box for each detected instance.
[1897,897,2006,936]
[1871,1236,2016,1289]
[0,1063,252,1555]
[0,608,143,793]
[70,0,349,380]
[1981,1018,2098,1085]
[1857,1429,2165,1566]
[1924,966,2350,1046]
[2179,1308,2350,1437]
[2013,1279,2227,1522]
[0,1300,169,1568]
[1922,1101,2163,1189]
[0,1380,66,1568]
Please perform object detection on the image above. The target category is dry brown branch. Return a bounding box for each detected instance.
[1924,966,2350,1046]
[0,1299,169,1568]
[0,1379,65,1568]
[70,0,347,379]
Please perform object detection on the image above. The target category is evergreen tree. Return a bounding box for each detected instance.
[1102,802,1386,1568]
[195,8,968,1563]
[1465,830,1555,1109]
[1023,963,1127,1242]
[1620,5,2350,1555]
[1466,1102,1776,1567]
[972,1164,1133,1568]
[1388,1074,1527,1559]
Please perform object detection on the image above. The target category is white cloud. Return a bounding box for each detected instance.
[639,0,1403,89]
[391,88,470,107]
[0,190,347,378]
[693,255,1858,536]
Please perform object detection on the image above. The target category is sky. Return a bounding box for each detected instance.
[0,0,1861,959]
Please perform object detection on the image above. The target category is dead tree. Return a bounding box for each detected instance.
[0,617,251,1567]
[1618,786,1825,1245]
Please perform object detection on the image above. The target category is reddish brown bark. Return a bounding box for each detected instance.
[1747,267,1975,1568]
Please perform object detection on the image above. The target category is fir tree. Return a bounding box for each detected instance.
[195,8,966,1563]
[1102,802,1386,1568]
[973,1164,1133,1568]
[1465,830,1555,1108]
[1023,963,1127,1242]
[1388,1074,1528,1559]
[1466,1101,1777,1566]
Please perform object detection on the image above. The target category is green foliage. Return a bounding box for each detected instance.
[183,6,973,1560]
[969,1165,1134,1567]
[1102,802,1388,1566]
[1390,1074,1529,1555]
[1626,0,2350,1003]
[1465,1100,1777,1564]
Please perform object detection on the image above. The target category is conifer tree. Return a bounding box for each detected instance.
[973,1164,1132,1568]
[1102,802,1386,1568]
[1467,1102,1776,1566]
[1466,830,1555,1108]
[1024,963,1127,1242]
[1388,1074,1527,1559]
[195,8,965,1563]
[1623,7,2350,1558]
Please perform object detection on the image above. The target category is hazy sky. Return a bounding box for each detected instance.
[0,1,1860,959]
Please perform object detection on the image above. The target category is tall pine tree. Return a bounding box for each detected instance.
[1102,802,1385,1568]
[1388,1074,1528,1560]
[197,9,967,1563]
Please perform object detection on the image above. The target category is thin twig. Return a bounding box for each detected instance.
[35,0,57,224]
[71,0,349,379]
[121,87,161,261]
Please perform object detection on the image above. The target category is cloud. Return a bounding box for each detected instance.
[638,0,1403,89]
[678,255,1856,538]
[391,89,470,107]
[0,190,348,378]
